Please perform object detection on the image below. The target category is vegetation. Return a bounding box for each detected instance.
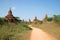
[46,17,53,22]
[53,15,60,24]
[14,17,21,23]
[0,23,32,40]
[0,17,32,40]
[0,17,6,25]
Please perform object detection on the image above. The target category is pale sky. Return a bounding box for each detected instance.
[0,0,60,21]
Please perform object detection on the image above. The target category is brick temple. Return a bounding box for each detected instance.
[43,14,48,21]
[33,16,39,23]
[5,8,16,23]
[28,18,31,24]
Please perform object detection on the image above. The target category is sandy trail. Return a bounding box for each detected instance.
[29,25,57,40]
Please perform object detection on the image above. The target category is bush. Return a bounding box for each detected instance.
[0,18,5,25]
[0,23,32,40]
[47,17,53,22]
[14,17,21,23]
[53,15,60,23]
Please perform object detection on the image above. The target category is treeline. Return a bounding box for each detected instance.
[0,17,6,25]
[0,17,21,25]
[46,15,60,24]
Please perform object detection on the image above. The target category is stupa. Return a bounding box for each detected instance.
[5,8,16,23]
[28,18,31,24]
[43,14,48,21]
[33,16,38,23]
[21,19,24,23]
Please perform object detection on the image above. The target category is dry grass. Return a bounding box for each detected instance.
[0,23,32,40]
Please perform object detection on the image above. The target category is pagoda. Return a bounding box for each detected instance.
[22,19,24,23]
[28,18,31,24]
[43,14,48,21]
[5,8,16,23]
[33,16,38,23]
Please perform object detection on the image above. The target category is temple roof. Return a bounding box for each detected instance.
[8,8,12,16]
[43,14,48,21]
[33,16,38,21]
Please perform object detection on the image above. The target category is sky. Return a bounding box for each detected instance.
[0,0,60,21]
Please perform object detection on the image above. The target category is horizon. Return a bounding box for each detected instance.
[0,0,60,21]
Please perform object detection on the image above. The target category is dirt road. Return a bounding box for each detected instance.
[29,25,57,40]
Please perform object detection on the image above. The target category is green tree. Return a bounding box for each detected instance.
[0,17,5,25]
[47,17,53,22]
[53,15,60,24]
[14,17,21,23]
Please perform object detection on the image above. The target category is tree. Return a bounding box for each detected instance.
[14,17,21,23]
[0,17,5,25]
[47,17,53,22]
[53,15,60,24]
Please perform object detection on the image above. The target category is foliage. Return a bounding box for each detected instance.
[0,17,22,25]
[53,15,60,24]
[47,17,53,22]
[0,18,6,25]
[0,23,32,40]
[14,17,21,23]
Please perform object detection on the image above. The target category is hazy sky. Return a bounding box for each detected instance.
[0,0,60,21]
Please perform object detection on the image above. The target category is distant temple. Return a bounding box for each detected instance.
[29,19,31,22]
[43,14,48,21]
[28,18,31,24]
[33,16,39,23]
[5,8,17,23]
[21,19,24,23]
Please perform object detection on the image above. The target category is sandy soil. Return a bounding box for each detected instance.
[29,25,57,40]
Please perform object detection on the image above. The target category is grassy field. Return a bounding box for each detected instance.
[32,22,60,40]
[0,23,32,40]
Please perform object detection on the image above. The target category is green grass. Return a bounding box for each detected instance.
[0,23,32,40]
[32,22,60,40]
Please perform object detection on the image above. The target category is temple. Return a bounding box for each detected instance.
[33,16,39,23]
[22,19,24,23]
[28,18,31,24]
[43,14,48,21]
[5,8,16,23]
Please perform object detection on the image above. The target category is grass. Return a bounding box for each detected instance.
[32,22,60,40]
[0,23,32,40]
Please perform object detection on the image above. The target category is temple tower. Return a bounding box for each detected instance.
[43,14,48,22]
[5,8,16,23]
[22,19,24,23]
[33,16,38,23]
[28,18,31,24]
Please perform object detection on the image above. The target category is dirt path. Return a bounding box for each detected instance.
[29,25,57,40]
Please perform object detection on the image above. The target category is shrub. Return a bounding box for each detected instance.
[0,18,5,25]
[47,17,53,22]
[14,17,21,23]
[53,15,60,22]
[0,23,32,40]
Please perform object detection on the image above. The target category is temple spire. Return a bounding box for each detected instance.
[43,13,48,21]
[8,8,12,16]
[34,16,38,21]
[5,8,17,23]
